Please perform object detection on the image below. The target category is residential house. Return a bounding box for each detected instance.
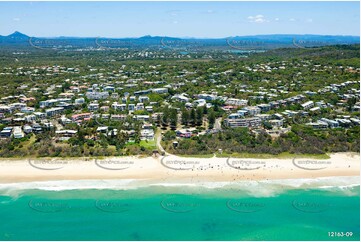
[88,102,99,111]
[128,104,135,111]
[136,103,144,111]
[0,127,12,138]
[171,94,189,103]
[112,102,127,111]
[305,121,328,129]
[268,119,283,128]
[74,98,85,105]
[301,101,314,110]
[320,118,339,128]
[45,107,64,117]
[86,91,109,100]
[72,113,91,122]
[152,88,168,94]
[138,96,150,103]
[135,115,150,122]
[23,125,33,134]
[225,98,248,107]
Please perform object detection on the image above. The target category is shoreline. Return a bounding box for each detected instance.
[0,152,359,184]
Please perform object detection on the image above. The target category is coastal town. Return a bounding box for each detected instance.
[0,43,359,157]
[0,1,360,241]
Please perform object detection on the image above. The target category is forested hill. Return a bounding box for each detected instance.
[0,31,359,50]
[248,44,360,66]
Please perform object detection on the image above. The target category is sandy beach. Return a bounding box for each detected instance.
[0,152,359,184]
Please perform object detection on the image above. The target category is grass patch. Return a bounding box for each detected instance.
[139,140,156,150]
[21,135,36,149]
[216,152,330,159]
[177,153,214,158]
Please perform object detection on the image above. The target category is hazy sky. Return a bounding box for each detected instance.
[0,1,359,38]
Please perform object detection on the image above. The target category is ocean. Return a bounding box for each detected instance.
[0,177,359,241]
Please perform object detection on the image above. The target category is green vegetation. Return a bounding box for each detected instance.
[0,44,359,158]
[163,126,359,156]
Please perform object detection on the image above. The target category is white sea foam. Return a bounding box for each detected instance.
[0,176,359,198]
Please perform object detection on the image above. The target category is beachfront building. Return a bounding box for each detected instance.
[335,118,352,127]
[305,121,328,129]
[13,126,24,139]
[55,130,77,141]
[176,128,196,138]
[320,118,339,128]
[225,117,262,128]
[0,127,13,138]
[140,128,154,140]
[23,124,33,134]
[32,124,43,133]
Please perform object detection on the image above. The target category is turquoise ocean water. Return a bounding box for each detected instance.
[0,177,359,241]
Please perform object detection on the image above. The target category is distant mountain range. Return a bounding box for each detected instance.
[0,31,359,50]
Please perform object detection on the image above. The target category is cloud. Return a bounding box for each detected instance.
[289,18,296,22]
[306,18,313,23]
[247,15,269,23]
[274,18,280,21]
[166,10,181,17]
[13,18,21,22]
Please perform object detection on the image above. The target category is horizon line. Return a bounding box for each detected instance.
[2,31,360,39]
